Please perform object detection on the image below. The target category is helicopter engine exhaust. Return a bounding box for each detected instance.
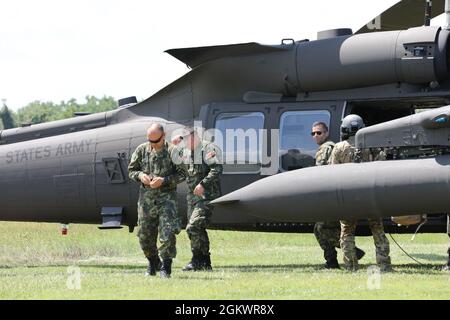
[295,26,450,92]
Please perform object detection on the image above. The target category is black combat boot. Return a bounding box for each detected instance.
[356,247,366,260]
[443,247,450,271]
[325,257,340,269]
[156,259,162,272]
[201,253,212,271]
[324,248,340,269]
[145,256,160,276]
[160,259,172,278]
[182,251,202,272]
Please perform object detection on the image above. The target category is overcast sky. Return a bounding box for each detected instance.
[0,0,446,110]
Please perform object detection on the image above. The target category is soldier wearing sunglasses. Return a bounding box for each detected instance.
[128,123,187,278]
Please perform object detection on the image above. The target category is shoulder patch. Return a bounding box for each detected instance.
[203,142,222,164]
[206,151,216,160]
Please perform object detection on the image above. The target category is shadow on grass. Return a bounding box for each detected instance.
[215,264,325,272]
[389,263,448,273]
[214,263,448,274]
[409,253,447,261]
[0,264,145,270]
[1,263,447,275]
[174,274,226,280]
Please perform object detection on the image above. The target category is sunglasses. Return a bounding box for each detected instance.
[311,131,323,136]
[148,134,164,144]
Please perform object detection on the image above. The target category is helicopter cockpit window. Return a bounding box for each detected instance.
[214,112,265,174]
[279,110,330,171]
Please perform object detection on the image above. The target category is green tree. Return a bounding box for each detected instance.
[16,96,118,125]
[0,104,16,129]
[17,101,59,125]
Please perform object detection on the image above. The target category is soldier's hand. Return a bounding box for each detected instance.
[140,174,152,186]
[193,184,205,196]
[171,135,183,145]
[150,177,164,189]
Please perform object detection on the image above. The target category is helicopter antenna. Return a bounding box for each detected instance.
[425,0,432,26]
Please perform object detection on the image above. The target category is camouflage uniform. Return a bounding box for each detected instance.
[184,141,223,256]
[315,140,335,166]
[313,140,341,264]
[330,136,391,271]
[128,141,186,261]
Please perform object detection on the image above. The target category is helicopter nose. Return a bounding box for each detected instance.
[210,168,322,222]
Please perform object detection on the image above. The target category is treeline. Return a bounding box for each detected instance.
[0,95,118,130]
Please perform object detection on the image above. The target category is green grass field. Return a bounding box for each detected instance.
[0,222,449,300]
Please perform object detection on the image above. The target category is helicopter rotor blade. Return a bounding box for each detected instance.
[356,0,445,34]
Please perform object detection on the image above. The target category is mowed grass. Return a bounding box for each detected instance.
[0,222,449,299]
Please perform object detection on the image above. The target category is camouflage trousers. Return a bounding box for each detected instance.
[314,221,341,262]
[186,196,212,256]
[137,191,182,260]
[340,218,391,270]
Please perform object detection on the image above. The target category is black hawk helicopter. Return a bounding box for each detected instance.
[0,0,449,243]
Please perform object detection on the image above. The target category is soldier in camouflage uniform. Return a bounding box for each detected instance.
[128,123,186,278]
[311,122,341,269]
[330,114,392,272]
[173,128,223,271]
[311,122,365,269]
